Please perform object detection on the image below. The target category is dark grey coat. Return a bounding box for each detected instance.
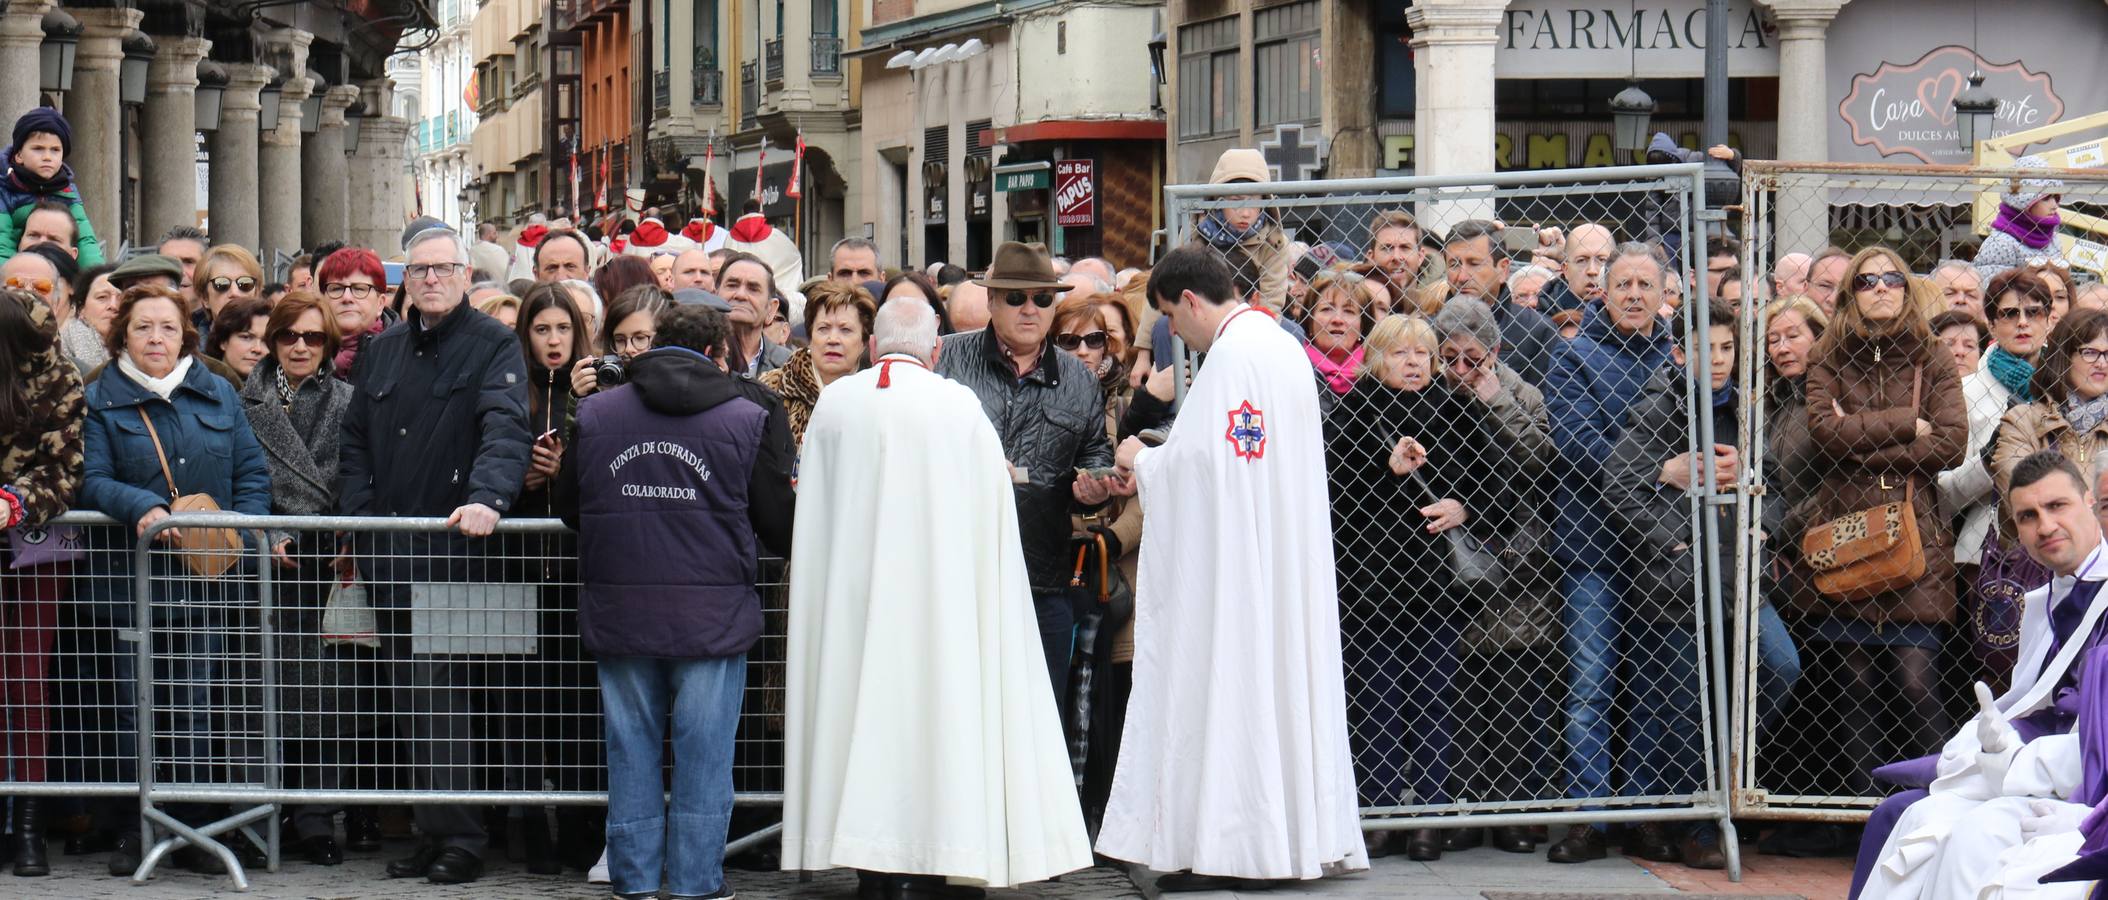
[239,358,352,544]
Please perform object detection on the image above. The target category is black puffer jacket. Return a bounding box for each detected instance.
[937,328,1115,593]
[1605,364,1736,624]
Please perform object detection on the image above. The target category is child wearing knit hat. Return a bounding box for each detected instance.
[1974,155,2068,282]
[0,107,103,267]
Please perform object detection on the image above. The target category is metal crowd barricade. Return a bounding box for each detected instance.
[1166,165,1739,877]
[0,511,787,890]
[1732,161,2108,826]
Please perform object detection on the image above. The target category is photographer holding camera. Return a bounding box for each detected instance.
[554,302,795,900]
[570,285,674,397]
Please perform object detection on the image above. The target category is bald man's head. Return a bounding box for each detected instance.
[1775,252,1813,300]
[1564,223,1617,303]
[949,281,991,332]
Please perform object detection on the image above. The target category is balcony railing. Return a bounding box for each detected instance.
[653,70,671,113]
[740,61,758,126]
[693,67,722,106]
[811,35,841,76]
[764,38,784,82]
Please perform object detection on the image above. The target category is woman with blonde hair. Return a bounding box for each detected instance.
[190,244,265,339]
[1326,313,1508,860]
[476,292,522,330]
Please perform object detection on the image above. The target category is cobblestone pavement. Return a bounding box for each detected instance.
[0,840,1851,899]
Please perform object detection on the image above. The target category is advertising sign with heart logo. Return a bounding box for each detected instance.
[1837,46,2061,164]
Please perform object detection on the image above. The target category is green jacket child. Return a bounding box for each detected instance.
[0,108,104,267]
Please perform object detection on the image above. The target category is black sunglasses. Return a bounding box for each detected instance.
[1001,290,1057,309]
[1851,271,1909,292]
[1052,331,1108,351]
[1989,303,2050,322]
[209,276,259,294]
[273,330,329,348]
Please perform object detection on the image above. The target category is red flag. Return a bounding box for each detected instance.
[701,136,718,217]
[786,133,806,199]
[753,136,770,205]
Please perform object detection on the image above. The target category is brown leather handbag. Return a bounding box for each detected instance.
[137,409,244,579]
[1800,367,1928,601]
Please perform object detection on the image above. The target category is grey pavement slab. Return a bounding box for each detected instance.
[4,843,1701,899]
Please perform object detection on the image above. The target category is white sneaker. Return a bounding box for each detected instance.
[587,849,611,884]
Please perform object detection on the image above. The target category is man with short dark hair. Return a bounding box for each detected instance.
[1807,246,1853,315]
[18,198,75,258]
[1442,219,1572,387]
[1096,245,1365,887]
[1704,236,1741,297]
[535,230,593,283]
[828,237,881,284]
[714,252,793,376]
[556,303,793,900]
[340,227,531,886]
[1367,210,1435,298]
[157,225,208,290]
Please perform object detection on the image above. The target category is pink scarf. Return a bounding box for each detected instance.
[1306,342,1364,395]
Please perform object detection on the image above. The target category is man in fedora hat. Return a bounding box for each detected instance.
[938,241,1118,707]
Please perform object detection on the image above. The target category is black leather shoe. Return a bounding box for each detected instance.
[1404,830,1442,861]
[68,830,117,856]
[1492,825,1537,854]
[1624,823,1681,863]
[345,810,383,853]
[1679,829,1727,870]
[297,835,343,866]
[106,833,143,878]
[1363,829,1394,859]
[386,843,442,879]
[1440,827,1485,852]
[425,847,484,885]
[1546,825,1607,864]
[522,815,561,875]
[12,796,49,876]
[174,845,227,875]
[1156,872,1247,892]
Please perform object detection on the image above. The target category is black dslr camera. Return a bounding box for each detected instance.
[594,354,630,387]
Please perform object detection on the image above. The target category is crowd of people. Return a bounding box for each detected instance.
[3,100,2108,898]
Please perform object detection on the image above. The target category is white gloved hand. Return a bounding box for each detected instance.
[2021,798,2088,843]
[1976,681,2024,794]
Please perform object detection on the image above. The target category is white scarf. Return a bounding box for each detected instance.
[117,353,192,401]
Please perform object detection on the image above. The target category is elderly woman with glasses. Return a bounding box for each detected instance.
[191,244,264,341]
[234,290,359,866]
[316,247,389,378]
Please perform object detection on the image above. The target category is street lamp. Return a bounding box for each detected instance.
[1953,71,1999,155]
[341,99,365,151]
[1610,82,1656,157]
[39,8,79,95]
[194,60,227,131]
[258,76,283,132]
[301,70,326,135]
[120,30,154,104]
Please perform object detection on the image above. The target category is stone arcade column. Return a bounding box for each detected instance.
[139,35,211,242]
[348,115,413,255]
[256,29,312,265]
[63,5,144,245]
[301,85,359,247]
[208,63,273,253]
[0,1,56,124]
[1765,0,1851,257]
[1405,0,1504,234]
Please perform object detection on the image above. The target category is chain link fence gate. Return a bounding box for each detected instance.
[1163,164,1740,875]
[1733,161,2108,836]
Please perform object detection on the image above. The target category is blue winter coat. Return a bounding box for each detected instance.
[1544,307,1676,568]
[78,358,271,623]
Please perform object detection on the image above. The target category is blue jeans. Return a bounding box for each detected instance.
[1345,617,1459,807]
[1559,570,1626,804]
[1626,621,1704,798]
[598,654,746,898]
[1754,602,1803,737]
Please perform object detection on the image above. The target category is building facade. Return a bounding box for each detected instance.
[470,0,550,226]
[408,0,479,232]
[855,0,1168,272]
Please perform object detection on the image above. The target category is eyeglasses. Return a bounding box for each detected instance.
[1852,271,1909,292]
[322,282,378,299]
[405,263,464,281]
[1001,291,1057,309]
[1441,350,1490,371]
[612,333,656,353]
[208,276,259,294]
[1311,268,1368,291]
[2079,347,2108,366]
[4,276,51,295]
[1052,331,1108,351]
[273,330,328,349]
[1989,303,2050,322]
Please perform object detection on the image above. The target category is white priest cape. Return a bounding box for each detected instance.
[779,354,1092,887]
[1863,546,2108,900]
[1095,304,1369,880]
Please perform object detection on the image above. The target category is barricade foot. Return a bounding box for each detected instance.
[725,821,781,858]
[138,802,277,890]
